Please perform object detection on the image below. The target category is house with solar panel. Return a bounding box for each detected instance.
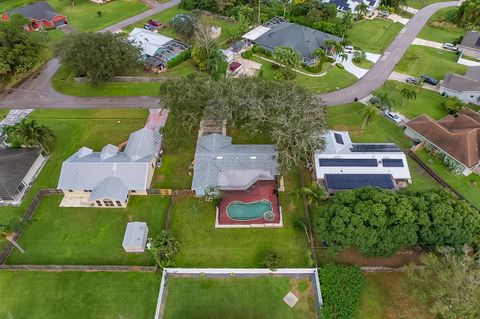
[57,128,162,208]
[128,28,190,71]
[242,18,341,65]
[314,130,411,193]
[321,0,380,14]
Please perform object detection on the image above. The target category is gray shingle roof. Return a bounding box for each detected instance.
[254,22,341,60]
[459,31,480,51]
[90,176,129,201]
[443,71,480,92]
[0,148,41,197]
[191,134,278,195]
[57,128,162,199]
[7,1,60,21]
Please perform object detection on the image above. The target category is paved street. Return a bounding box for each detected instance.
[0,0,457,109]
[316,1,458,106]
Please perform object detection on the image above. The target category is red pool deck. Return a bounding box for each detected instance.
[217,180,281,227]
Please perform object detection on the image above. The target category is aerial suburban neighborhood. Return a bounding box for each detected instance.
[0,0,479,318]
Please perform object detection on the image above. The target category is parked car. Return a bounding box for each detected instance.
[378,10,389,17]
[148,19,161,27]
[344,45,354,53]
[442,43,457,51]
[406,77,420,85]
[421,74,439,85]
[385,111,402,124]
[369,96,380,105]
[143,23,157,31]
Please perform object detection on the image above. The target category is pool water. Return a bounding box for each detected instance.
[226,200,275,221]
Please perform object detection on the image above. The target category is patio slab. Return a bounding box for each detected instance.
[283,292,299,308]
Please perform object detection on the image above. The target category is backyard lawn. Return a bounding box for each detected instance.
[0,271,160,319]
[47,0,148,32]
[0,0,29,11]
[250,56,357,94]
[347,19,403,53]
[359,272,430,319]
[0,109,148,250]
[374,80,447,120]
[169,173,312,268]
[407,0,448,9]
[396,45,467,79]
[417,8,464,43]
[416,148,480,209]
[7,195,169,265]
[163,276,317,319]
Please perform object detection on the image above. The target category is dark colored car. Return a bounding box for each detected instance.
[148,19,161,27]
[144,23,157,31]
[421,74,439,85]
[406,77,419,85]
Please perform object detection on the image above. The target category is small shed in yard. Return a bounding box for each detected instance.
[122,222,149,253]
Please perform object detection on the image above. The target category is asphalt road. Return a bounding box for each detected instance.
[316,1,459,106]
[0,0,457,109]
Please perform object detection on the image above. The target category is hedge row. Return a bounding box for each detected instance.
[167,48,192,68]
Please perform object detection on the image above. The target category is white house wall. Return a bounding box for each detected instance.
[439,87,480,105]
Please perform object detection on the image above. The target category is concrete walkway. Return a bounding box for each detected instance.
[412,38,444,49]
[389,14,410,25]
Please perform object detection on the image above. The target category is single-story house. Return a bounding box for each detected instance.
[242,19,341,65]
[122,222,148,253]
[405,108,480,175]
[314,130,411,193]
[128,28,190,68]
[2,2,68,31]
[191,134,278,196]
[440,67,480,105]
[321,0,380,14]
[57,128,162,208]
[0,147,46,205]
[458,31,480,59]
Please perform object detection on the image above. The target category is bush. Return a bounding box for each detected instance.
[261,251,279,270]
[167,48,192,68]
[352,50,366,64]
[241,49,253,59]
[320,263,364,319]
[443,96,464,114]
[335,63,344,69]
[304,64,323,73]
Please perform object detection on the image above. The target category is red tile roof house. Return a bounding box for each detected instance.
[405,108,480,176]
[1,2,68,32]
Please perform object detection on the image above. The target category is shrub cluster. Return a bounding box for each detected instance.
[167,48,192,68]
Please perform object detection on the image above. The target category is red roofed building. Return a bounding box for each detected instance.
[405,108,480,175]
[1,2,68,32]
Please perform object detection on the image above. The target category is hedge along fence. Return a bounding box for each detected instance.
[166,48,192,69]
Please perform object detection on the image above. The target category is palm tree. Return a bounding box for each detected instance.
[206,50,227,80]
[6,119,55,153]
[0,224,25,254]
[324,40,344,57]
[300,182,328,207]
[356,3,369,19]
[400,88,417,107]
[339,52,348,63]
[361,103,380,129]
[377,92,395,111]
[278,0,290,17]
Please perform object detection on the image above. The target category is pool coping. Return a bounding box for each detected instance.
[215,206,283,228]
[154,267,323,319]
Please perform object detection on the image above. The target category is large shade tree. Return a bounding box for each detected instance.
[456,0,480,27]
[159,76,326,171]
[57,32,141,84]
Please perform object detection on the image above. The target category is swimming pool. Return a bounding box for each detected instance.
[226,200,275,221]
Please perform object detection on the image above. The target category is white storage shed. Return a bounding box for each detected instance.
[122,222,149,253]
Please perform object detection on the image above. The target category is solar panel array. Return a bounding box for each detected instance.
[334,133,344,145]
[325,174,396,190]
[382,159,404,167]
[318,158,378,167]
[350,144,401,153]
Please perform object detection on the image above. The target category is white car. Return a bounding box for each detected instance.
[385,111,402,123]
[344,45,354,53]
[442,43,457,51]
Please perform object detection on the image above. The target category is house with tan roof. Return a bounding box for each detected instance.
[405,108,480,175]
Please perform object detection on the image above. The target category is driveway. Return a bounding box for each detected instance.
[316,1,459,106]
[388,71,439,92]
[412,38,444,49]
[0,0,180,109]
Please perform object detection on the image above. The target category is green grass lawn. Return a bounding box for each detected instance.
[163,276,317,319]
[417,8,464,43]
[374,80,447,120]
[47,0,148,32]
[0,0,29,11]
[348,19,403,53]
[7,195,169,265]
[353,58,374,69]
[396,45,467,79]
[251,56,357,94]
[416,148,480,209]
[407,0,448,9]
[326,103,439,191]
[0,109,148,250]
[0,271,160,319]
[359,272,429,319]
[170,173,312,268]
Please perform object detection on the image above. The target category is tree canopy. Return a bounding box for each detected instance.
[0,14,43,87]
[169,13,197,40]
[456,0,480,27]
[3,119,55,153]
[315,187,480,256]
[159,76,326,171]
[56,32,141,84]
